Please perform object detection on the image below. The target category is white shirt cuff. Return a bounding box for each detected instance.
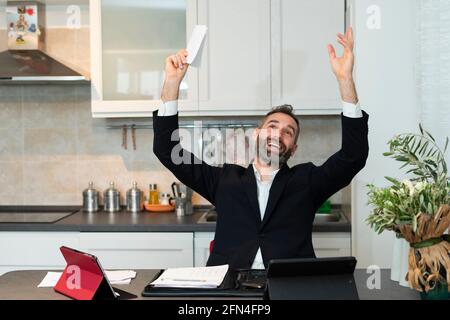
[157,100,178,116]
[342,101,363,118]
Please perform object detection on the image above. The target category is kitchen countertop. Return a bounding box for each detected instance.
[0,269,419,300]
[0,206,351,233]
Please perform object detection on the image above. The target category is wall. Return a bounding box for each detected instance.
[44,2,90,78]
[0,0,7,52]
[0,1,347,208]
[0,84,346,207]
[350,0,421,268]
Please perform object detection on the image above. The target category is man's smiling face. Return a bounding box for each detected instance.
[255,111,299,167]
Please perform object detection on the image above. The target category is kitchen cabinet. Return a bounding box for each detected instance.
[0,232,193,276]
[193,232,351,267]
[0,231,350,275]
[271,0,346,114]
[90,0,347,118]
[196,0,272,114]
[312,232,351,258]
[80,232,194,269]
[194,232,214,267]
[90,0,199,118]
[0,232,80,276]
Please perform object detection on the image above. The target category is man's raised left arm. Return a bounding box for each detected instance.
[310,27,369,206]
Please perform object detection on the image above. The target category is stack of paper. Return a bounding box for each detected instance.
[37,270,137,288]
[150,265,229,288]
[105,270,137,285]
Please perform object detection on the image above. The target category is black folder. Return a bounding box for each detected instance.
[141,269,266,298]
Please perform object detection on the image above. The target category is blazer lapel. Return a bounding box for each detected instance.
[243,165,262,223]
[261,164,292,229]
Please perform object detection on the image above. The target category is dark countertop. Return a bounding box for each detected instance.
[0,206,351,233]
[0,269,419,300]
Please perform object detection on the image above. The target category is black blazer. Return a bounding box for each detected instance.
[153,110,369,269]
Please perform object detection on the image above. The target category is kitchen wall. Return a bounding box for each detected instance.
[0,1,348,207]
[0,1,90,78]
[45,27,90,78]
[351,0,420,268]
[0,83,347,206]
[0,1,6,52]
[44,2,90,78]
[0,29,5,52]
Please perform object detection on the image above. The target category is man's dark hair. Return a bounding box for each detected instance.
[259,104,300,143]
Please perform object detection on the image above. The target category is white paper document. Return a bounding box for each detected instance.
[38,272,62,288]
[186,25,208,65]
[105,270,137,284]
[37,270,137,288]
[150,265,229,288]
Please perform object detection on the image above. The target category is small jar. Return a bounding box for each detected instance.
[82,182,99,213]
[148,184,159,205]
[104,182,120,213]
[126,182,143,213]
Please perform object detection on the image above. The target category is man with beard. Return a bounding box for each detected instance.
[153,27,369,269]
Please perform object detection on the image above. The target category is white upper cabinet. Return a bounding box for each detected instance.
[90,0,199,118]
[90,0,346,118]
[196,0,272,115]
[271,0,346,114]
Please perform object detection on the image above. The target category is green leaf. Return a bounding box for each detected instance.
[425,130,436,142]
[419,142,429,156]
[395,156,410,162]
[385,176,401,186]
[413,141,422,154]
[427,202,433,214]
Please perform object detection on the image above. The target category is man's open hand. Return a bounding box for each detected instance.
[327,27,354,81]
[327,27,358,104]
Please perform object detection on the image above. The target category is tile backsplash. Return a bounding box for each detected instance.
[45,27,90,79]
[0,84,348,206]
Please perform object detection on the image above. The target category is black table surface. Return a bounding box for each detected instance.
[0,269,420,300]
[0,206,351,233]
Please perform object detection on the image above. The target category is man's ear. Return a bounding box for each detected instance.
[253,128,260,142]
[291,144,298,157]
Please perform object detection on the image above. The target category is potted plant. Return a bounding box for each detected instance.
[366,125,450,299]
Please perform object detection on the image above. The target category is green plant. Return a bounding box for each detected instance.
[366,125,450,293]
[366,125,450,234]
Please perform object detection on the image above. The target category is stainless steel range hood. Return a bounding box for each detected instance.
[0,1,88,83]
[0,50,87,82]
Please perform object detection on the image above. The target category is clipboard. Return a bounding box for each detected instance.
[54,246,137,300]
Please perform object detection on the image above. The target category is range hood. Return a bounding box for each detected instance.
[0,50,86,82]
[0,1,87,83]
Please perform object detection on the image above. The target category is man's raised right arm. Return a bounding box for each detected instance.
[153,50,223,204]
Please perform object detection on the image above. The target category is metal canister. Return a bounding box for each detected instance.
[126,181,143,213]
[82,182,99,213]
[104,182,120,213]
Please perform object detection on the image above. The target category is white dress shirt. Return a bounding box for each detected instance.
[250,164,279,269]
[158,100,364,268]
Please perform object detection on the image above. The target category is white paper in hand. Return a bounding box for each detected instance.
[186,25,208,65]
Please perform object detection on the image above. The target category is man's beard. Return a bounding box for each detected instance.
[256,135,294,168]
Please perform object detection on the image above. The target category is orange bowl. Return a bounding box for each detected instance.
[144,202,175,213]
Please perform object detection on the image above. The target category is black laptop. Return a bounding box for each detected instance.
[266,256,359,300]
